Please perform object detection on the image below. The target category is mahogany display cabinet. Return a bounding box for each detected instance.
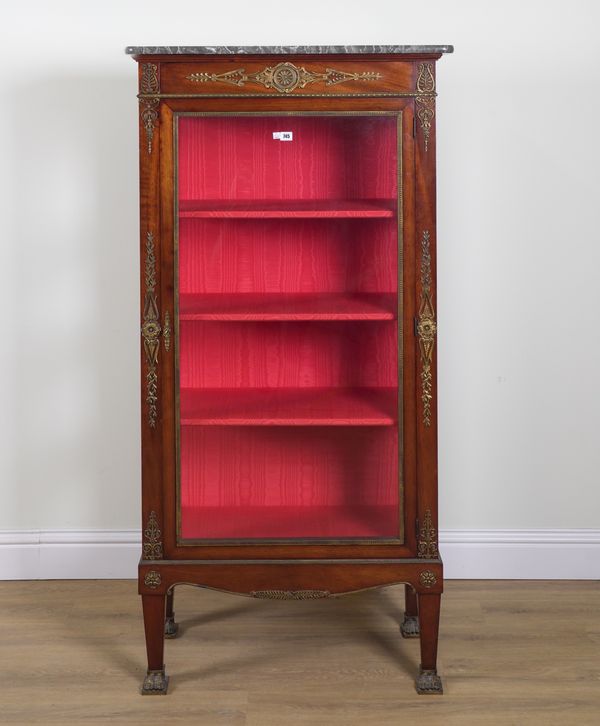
[127,44,453,696]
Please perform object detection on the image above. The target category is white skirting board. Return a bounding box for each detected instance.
[0,529,599,580]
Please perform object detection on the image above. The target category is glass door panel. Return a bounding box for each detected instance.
[176,113,401,542]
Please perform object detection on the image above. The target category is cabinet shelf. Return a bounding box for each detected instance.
[179,199,396,219]
[179,293,397,321]
[181,504,399,540]
[180,387,397,426]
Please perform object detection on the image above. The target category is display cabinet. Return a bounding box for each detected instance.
[127,44,452,696]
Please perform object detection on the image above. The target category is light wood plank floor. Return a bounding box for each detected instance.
[1,580,599,725]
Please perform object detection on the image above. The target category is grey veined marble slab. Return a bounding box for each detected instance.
[125,45,453,56]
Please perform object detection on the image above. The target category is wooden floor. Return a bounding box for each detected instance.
[1,580,599,725]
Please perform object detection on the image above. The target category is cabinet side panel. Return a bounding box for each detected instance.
[414,60,440,561]
[138,61,166,561]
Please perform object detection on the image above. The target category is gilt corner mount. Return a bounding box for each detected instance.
[415,62,436,151]
[139,63,160,154]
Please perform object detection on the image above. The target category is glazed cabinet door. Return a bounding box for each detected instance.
[153,99,418,559]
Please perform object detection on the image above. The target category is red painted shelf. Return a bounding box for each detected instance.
[180,387,397,426]
[179,293,397,321]
[180,504,399,540]
[179,199,396,219]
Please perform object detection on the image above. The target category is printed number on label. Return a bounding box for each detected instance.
[273,131,293,141]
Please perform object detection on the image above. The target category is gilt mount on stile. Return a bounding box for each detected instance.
[127,43,452,697]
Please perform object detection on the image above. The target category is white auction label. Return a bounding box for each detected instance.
[272,131,293,141]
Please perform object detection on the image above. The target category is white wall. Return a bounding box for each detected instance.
[1,1,599,574]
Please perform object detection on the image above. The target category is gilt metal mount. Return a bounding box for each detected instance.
[419,570,437,588]
[417,230,436,426]
[187,62,381,94]
[143,510,163,560]
[418,509,439,559]
[251,590,331,600]
[144,570,162,589]
[141,668,169,695]
[416,668,443,695]
[142,232,161,428]
[139,63,160,154]
[415,62,435,151]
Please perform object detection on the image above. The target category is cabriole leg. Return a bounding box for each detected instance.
[401,584,420,638]
[416,592,443,695]
[165,588,179,639]
[141,594,169,695]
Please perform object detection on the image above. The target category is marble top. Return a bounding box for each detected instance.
[125,45,453,56]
